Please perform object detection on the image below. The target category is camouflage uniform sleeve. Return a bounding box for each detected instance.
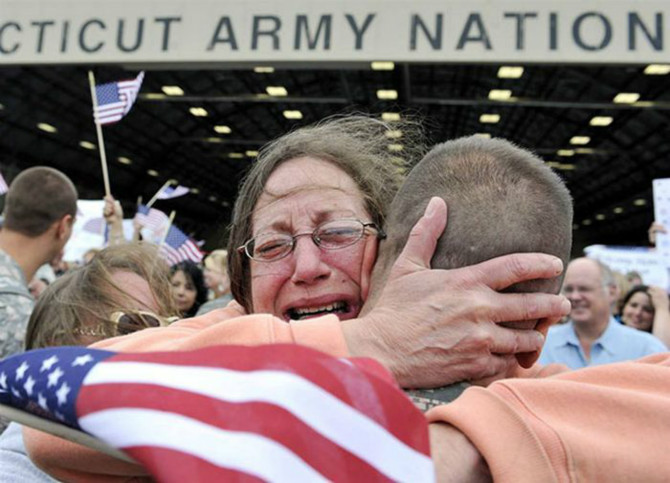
[0,286,34,360]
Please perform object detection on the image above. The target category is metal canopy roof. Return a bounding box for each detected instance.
[1,62,669,252]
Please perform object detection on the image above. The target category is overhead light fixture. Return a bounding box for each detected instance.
[228,153,244,159]
[387,144,404,152]
[117,156,132,165]
[161,85,184,96]
[479,114,500,124]
[208,195,218,202]
[371,61,395,71]
[147,169,159,177]
[570,136,590,145]
[254,66,275,73]
[590,116,613,126]
[283,110,303,120]
[596,214,606,221]
[266,86,288,96]
[214,125,232,134]
[189,107,208,117]
[644,64,670,75]
[497,66,524,79]
[557,149,575,156]
[376,89,398,100]
[548,162,576,170]
[143,93,166,100]
[205,137,222,143]
[475,133,492,139]
[0,103,4,110]
[488,89,512,101]
[575,148,595,154]
[79,141,96,150]
[37,122,57,133]
[613,92,640,104]
[582,219,592,226]
[385,130,403,139]
[381,112,401,121]
[573,224,580,230]
[613,207,624,214]
[190,187,200,194]
[245,150,259,157]
[634,199,647,206]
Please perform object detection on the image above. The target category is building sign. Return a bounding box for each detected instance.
[0,0,668,65]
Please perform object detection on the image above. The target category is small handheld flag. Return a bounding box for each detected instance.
[0,171,8,195]
[157,185,190,200]
[160,223,204,264]
[93,71,145,125]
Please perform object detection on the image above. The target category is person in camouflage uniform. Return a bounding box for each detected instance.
[0,167,77,360]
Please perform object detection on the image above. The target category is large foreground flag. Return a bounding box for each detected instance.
[0,171,8,195]
[0,345,433,482]
[157,185,190,200]
[93,71,145,125]
[160,224,204,264]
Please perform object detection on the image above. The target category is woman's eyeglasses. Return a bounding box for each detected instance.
[238,219,386,263]
[74,311,177,338]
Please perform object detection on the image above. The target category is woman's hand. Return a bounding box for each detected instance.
[343,197,570,388]
[648,285,670,312]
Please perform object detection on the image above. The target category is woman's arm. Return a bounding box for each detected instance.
[648,285,670,347]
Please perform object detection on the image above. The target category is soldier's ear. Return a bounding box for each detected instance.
[55,214,74,241]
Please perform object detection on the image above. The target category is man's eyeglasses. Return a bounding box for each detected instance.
[238,219,386,263]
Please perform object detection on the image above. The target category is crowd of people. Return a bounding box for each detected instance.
[0,114,669,481]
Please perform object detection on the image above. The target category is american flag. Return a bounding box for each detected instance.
[157,185,190,200]
[82,217,105,235]
[93,72,145,125]
[134,204,169,233]
[0,345,433,482]
[0,171,8,195]
[160,224,204,264]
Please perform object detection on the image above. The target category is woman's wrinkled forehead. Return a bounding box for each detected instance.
[250,156,369,227]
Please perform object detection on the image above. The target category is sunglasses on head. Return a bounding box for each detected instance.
[74,311,176,338]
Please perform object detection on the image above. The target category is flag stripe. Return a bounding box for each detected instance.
[80,409,329,483]
[79,384,391,481]
[82,361,433,481]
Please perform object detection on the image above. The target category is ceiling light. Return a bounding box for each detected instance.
[205,137,222,143]
[575,148,595,154]
[283,110,303,119]
[117,156,132,165]
[143,93,166,100]
[488,89,512,101]
[376,89,398,100]
[222,201,230,207]
[371,61,395,71]
[559,164,577,170]
[147,169,159,177]
[245,150,259,157]
[570,136,590,145]
[37,122,57,133]
[189,107,208,117]
[214,125,232,134]
[385,130,403,139]
[479,114,500,124]
[190,187,200,194]
[613,92,640,104]
[79,141,96,150]
[634,199,647,206]
[557,149,575,156]
[573,224,579,230]
[475,133,492,139]
[161,85,184,96]
[596,214,606,221]
[590,116,613,126]
[497,66,524,78]
[381,112,401,121]
[228,153,244,159]
[613,207,624,214]
[546,161,560,168]
[582,219,592,226]
[254,66,275,73]
[387,144,404,152]
[266,86,288,96]
[208,195,218,202]
[0,103,4,110]
[644,64,670,75]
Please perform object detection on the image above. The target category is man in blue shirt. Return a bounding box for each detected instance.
[539,257,667,369]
